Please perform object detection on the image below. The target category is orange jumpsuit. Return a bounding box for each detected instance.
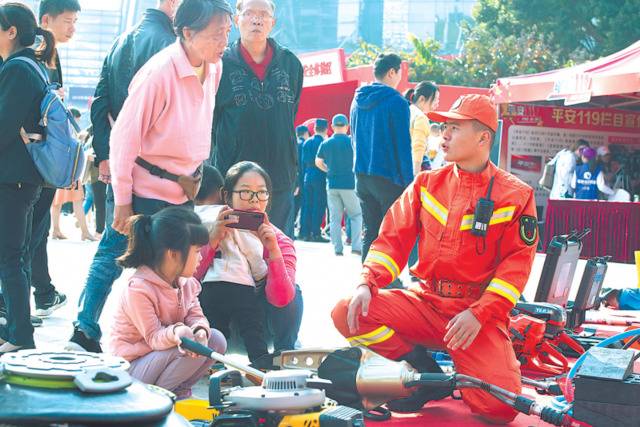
[332,161,538,423]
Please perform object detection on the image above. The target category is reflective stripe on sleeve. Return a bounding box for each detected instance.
[365,250,400,281]
[485,278,521,305]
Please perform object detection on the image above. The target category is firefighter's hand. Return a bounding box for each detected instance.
[444,309,481,351]
[347,284,371,334]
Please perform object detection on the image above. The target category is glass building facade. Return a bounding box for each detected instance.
[16,0,476,115]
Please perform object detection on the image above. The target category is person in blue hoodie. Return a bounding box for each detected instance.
[351,53,412,264]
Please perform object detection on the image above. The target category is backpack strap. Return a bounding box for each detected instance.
[9,56,82,134]
[8,56,51,86]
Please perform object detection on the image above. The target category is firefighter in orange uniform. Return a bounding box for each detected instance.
[332,94,538,423]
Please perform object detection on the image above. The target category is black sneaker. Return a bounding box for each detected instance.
[66,326,103,353]
[35,291,67,317]
[0,304,42,328]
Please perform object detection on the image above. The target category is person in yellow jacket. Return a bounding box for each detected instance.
[332,95,538,423]
[404,81,439,176]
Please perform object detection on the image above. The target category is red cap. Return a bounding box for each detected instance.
[427,94,498,132]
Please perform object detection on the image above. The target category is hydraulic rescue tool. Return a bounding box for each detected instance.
[179,339,575,426]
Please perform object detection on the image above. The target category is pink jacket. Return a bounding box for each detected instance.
[110,41,222,206]
[195,226,296,308]
[110,266,210,362]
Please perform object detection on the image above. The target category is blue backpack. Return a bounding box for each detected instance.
[10,57,85,188]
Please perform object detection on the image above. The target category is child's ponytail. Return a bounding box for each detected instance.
[117,207,209,270]
[118,215,155,269]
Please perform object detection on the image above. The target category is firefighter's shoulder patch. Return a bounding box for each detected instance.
[519,215,537,246]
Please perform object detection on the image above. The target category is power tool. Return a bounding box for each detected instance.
[175,339,364,427]
[511,302,584,374]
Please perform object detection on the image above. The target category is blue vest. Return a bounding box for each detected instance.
[575,164,601,200]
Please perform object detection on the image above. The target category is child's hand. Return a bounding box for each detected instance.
[174,325,200,358]
[174,325,194,341]
[209,206,238,247]
[194,329,208,347]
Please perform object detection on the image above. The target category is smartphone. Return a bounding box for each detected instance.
[226,209,264,231]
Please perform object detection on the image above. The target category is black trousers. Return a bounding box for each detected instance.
[0,183,41,346]
[91,181,107,234]
[199,281,268,362]
[29,186,56,306]
[356,174,405,263]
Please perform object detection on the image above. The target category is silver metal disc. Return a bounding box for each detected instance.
[0,350,129,380]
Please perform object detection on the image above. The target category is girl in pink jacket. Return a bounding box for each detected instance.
[110,207,226,399]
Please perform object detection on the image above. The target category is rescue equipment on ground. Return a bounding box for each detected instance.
[179,339,574,426]
[176,338,365,427]
[0,350,187,426]
[535,229,591,306]
[565,329,640,426]
[509,313,572,375]
[566,256,611,330]
[507,230,607,374]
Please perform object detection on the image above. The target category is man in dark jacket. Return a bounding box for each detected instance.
[210,0,303,238]
[66,0,178,353]
[351,53,412,265]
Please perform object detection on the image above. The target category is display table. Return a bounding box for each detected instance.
[543,199,640,263]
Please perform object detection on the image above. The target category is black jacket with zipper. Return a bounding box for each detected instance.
[0,49,46,185]
[210,38,303,192]
[90,8,176,165]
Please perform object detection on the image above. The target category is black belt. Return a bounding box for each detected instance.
[135,157,180,183]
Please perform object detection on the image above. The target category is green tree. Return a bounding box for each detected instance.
[407,35,452,84]
[475,0,640,61]
[443,23,563,87]
[345,41,384,68]
[345,0,639,88]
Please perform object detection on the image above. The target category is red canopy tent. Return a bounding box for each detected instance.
[295,48,489,126]
[492,40,640,107]
[491,40,640,264]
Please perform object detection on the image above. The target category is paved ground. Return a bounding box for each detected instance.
[31,215,639,398]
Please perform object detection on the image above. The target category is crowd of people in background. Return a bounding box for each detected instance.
[547,138,629,201]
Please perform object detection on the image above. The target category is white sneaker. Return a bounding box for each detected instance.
[0,341,24,354]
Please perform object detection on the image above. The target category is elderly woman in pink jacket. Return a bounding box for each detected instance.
[110,207,226,399]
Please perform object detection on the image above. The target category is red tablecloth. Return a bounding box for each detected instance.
[543,199,640,263]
